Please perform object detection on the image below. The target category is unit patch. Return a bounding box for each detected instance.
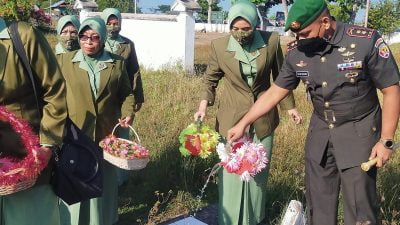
[379,45,390,58]
[296,71,309,77]
[337,61,363,71]
[374,37,384,48]
[346,27,374,38]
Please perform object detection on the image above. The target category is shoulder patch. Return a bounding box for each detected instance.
[287,40,298,52]
[346,26,375,38]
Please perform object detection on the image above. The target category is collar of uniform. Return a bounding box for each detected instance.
[0,18,10,39]
[329,21,345,46]
[72,49,113,63]
[108,35,126,44]
[55,43,67,55]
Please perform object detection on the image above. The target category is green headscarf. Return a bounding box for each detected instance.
[79,17,107,48]
[101,8,122,39]
[228,0,259,29]
[57,15,80,35]
[56,15,80,53]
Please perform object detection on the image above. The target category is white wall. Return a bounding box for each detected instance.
[81,12,195,73]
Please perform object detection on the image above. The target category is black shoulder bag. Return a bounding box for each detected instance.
[9,22,103,205]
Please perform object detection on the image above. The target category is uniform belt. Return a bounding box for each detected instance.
[313,100,378,126]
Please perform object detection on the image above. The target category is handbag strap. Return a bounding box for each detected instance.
[8,22,42,117]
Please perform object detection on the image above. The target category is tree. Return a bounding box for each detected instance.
[197,0,221,22]
[157,4,170,13]
[327,0,365,24]
[97,0,136,13]
[368,0,400,36]
[0,0,34,21]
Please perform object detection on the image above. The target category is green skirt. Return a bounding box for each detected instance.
[0,184,60,225]
[218,133,274,225]
[60,161,119,225]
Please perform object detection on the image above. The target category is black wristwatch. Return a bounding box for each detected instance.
[379,139,395,150]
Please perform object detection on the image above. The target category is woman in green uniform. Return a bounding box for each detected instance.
[55,15,80,55]
[57,17,135,225]
[101,8,145,185]
[194,1,302,224]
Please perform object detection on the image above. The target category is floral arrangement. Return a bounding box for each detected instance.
[99,134,149,160]
[0,106,50,186]
[216,136,268,182]
[179,123,220,159]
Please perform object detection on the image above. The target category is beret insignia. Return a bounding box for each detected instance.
[346,26,375,38]
[290,21,301,30]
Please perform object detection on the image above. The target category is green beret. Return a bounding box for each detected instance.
[285,0,327,32]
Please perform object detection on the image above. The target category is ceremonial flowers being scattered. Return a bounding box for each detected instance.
[0,106,50,186]
[99,134,149,160]
[179,122,220,158]
[216,136,268,182]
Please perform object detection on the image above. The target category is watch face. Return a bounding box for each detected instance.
[385,140,394,148]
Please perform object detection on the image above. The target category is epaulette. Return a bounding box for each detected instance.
[287,40,298,52]
[346,26,375,38]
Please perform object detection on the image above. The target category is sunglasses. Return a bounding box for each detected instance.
[79,34,101,42]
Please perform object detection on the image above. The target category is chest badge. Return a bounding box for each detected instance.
[296,60,308,67]
[338,47,346,52]
[345,72,359,78]
[341,51,355,57]
[337,61,362,71]
[296,71,309,77]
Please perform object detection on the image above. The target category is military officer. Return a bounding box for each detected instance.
[0,18,68,225]
[227,0,400,224]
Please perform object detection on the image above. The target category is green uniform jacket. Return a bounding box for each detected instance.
[56,51,135,142]
[0,21,67,184]
[201,31,295,138]
[108,36,144,104]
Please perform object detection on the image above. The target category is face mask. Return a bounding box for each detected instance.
[59,36,79,51]
[297,23,328,53]
[106,25,120,39]
[231,30,254,45]
[297,37,328,53]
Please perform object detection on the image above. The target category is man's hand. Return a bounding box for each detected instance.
[368,141,393,168]
[227,123,247,143]
[119,117,133,128]
[287,108,303,124]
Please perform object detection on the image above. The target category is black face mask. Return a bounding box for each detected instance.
[297,37,328,53]
[297,23,328,53]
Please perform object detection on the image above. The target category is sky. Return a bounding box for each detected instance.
[140,0,372,22]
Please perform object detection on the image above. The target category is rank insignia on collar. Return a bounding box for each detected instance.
[338,47,346,52]
[346,27,374,38]
[341,51,355,57]
[296,60,307,67]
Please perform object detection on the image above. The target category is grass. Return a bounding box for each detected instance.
[45,33,400,225]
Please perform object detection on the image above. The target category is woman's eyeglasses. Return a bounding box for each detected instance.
[79,35,101,42]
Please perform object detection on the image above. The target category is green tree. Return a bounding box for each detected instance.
[327,0,366,24]
[97,0,135,13]
[368,0,400,35]
[328,2,351,22]
[0,0,34,21]
[197,0,221,22]
[157,4,170,13]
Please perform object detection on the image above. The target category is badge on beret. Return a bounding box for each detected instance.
[290,21,301,30]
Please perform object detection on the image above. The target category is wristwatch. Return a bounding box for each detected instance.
[379,139,395,150]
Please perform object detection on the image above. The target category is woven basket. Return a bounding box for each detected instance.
[0,167,37,196]
[102,124,149,170]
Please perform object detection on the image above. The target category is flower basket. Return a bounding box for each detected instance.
[0,106,51,195]
[216,136,268,182]
[99,124,149,170]
[178,122,220,159]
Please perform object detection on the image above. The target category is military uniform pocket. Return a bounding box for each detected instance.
[353,116,380,138]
